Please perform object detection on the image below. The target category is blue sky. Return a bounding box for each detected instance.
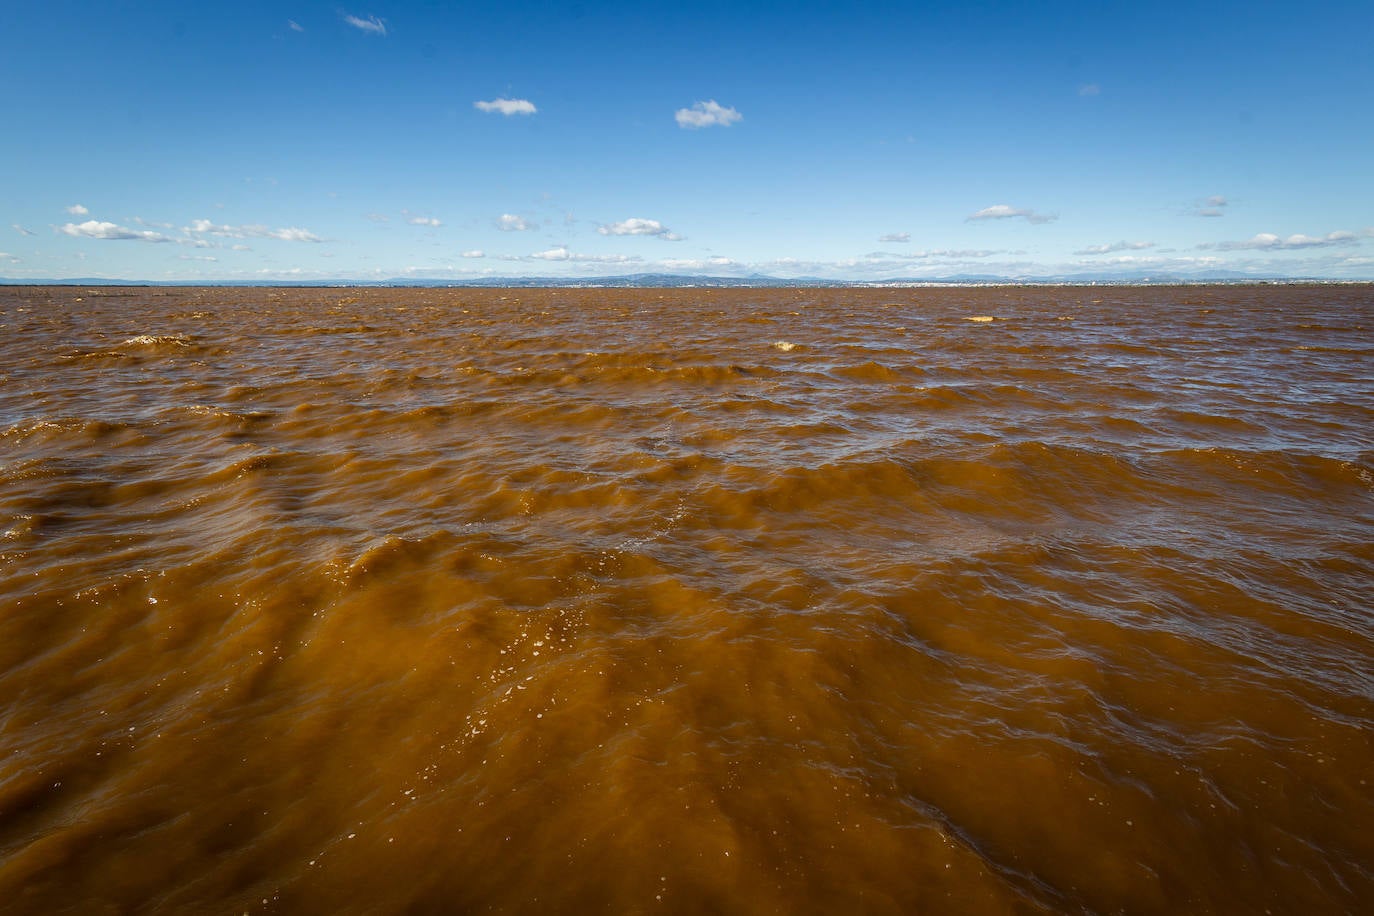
[4,0,1372,281]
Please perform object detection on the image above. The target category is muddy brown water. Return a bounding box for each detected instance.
[1,284,1371,913]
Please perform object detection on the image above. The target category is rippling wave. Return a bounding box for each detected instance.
[1,285,1371,913]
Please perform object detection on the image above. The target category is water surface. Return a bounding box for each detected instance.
[1,284,1370,913]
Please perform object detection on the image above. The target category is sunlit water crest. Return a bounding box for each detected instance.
[1,285,1370,913]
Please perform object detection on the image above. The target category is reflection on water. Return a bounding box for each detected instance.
[1,284,1371,913]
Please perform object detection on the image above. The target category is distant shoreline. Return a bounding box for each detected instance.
[4,277,1372,289]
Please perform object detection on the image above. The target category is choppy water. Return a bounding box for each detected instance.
[1,284,1371,914]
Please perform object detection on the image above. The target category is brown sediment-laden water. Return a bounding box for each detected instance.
[1,284,1370,913]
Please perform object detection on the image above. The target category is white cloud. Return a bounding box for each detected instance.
[59,220,173,242]
[675,100,742,129]
[864,249,1002,260]
[270,227,323,242]
[475,98,537,116]
[657,257,739,271]
[914,249,1000,259]
[12,224,36,236]
[528,247,640,263]
[343,13,386,36]
[496,214,536,231]
[462,250,485,258]
[185,219,323,242]
[231,244,252,251]
[65,204,89,216]
[177,255,218,262]
[597,218,682,240]
[1063,254,1190,271]
[407,216,442,227]
[1195,195,1228,217]
[878,232,910,243]
[365,213,390,223]
[288,20,304,32]
[967,204,1057,224]
[1075,240,1156,255]
[1199,231,1361,251]
[1078,83,1101,97]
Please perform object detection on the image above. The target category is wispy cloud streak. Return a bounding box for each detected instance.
[967,204,1057,224]
[1075,240,1155,255]
[184,219,323,242]
[343,13,386,36]
[1199,231,1360,251]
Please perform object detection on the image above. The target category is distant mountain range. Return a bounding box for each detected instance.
[1,271,1360,287]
